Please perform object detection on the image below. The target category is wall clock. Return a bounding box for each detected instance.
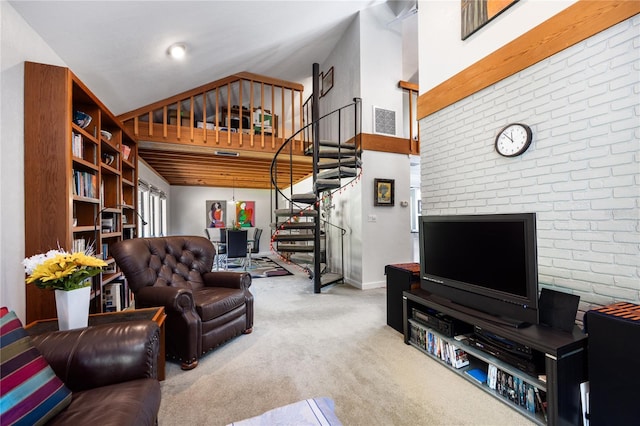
[495,123,532,157]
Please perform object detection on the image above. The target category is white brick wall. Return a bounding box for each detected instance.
[420,16,640,317]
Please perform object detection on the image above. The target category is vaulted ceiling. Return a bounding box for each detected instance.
[11,0,417,188]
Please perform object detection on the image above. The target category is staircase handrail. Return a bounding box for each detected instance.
[269,98,361,211]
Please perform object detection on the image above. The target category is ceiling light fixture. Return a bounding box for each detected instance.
[167,43,187,60]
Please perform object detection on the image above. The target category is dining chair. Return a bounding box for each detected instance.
[250,228,262,256]
[205,228,227,269]
[225,229,248,269]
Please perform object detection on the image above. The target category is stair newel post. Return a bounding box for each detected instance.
[312,63,322,293]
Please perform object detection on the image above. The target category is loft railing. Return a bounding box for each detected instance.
[399,80,420,153]
[118,72,307,154]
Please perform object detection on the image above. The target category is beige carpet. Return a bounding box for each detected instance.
[158,266,535,426]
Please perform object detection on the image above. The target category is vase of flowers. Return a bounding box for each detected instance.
[24,248,107,330]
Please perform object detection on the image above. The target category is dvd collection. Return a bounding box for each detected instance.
[408,318,469,369]
[487,364,547,419]
[409,316,547,420]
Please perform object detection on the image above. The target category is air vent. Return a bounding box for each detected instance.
[214,151,240,157]
[373,106,396,136]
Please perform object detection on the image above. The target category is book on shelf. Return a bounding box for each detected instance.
[72,132,83,158]
[526,383,537,414]
[465,368,488,384]
[487,364,498,390]
[103,282,122,312]
[72,238,86,253]
[492,365,544,415]
[101,217,116,233]
[535,388,547,422]
[72,170,97,198]
[452,347,469,368]
[408,318,470,369]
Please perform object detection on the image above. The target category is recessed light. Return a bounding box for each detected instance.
[167,43,187,60]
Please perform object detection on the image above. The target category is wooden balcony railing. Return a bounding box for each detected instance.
[118,72,307,155]
[399,80,419,154]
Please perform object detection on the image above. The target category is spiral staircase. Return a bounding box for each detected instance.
[270,66,362,292]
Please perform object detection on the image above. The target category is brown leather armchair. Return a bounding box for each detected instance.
[111,236,253,370]
[30,321,161,425]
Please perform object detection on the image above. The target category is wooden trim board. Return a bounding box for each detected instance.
[417,1,640,120]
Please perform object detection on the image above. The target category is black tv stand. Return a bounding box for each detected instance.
[403,288,587,426]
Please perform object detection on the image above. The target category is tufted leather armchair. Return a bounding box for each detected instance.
[111,236,253,370]
[30,321,161,425]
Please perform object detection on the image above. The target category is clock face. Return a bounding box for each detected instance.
[495,123,532,157]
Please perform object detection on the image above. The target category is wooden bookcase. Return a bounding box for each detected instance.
[24,61,138,323]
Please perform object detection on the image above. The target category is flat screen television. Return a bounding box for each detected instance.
[419,213,539,327]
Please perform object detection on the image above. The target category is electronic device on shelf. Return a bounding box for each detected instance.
[473,325,533,358]
[418,213,539,326]
[412,308,473,338]
[467,335,542,377]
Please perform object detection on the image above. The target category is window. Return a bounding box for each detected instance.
[138,181,150,237]
[138,181,167,237]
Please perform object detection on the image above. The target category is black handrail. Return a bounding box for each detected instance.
[269,98,361,207]
[269,96,361,291]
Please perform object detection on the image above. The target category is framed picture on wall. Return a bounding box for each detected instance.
[235,201,255,228]
[206,200,226,228]
[321,66,334,97]
[374,178,394,206]
[461,0,518,40]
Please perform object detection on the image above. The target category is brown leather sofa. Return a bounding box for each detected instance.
[111,236,254,370]
[30,320,161,425]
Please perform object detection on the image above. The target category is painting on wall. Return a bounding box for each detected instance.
[235,201,255,228]
[321,66,334,97]
[374,179,395,207]
[461,0,518,40]
[206,200,227,228]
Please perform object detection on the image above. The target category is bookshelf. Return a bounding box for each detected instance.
[403,289,587,426]
[24,61,138,323]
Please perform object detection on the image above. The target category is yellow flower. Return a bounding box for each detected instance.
[24,248,108,291]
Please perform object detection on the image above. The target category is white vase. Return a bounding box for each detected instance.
[55,286,91,330]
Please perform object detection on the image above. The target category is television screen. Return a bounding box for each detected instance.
[419,213,539,326]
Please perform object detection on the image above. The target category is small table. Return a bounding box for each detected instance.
[26,307,167,381]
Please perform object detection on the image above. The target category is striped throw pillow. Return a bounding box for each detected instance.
[0,309,72,425]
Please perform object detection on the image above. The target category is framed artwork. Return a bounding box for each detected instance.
[206,200,226,228]
[461,0,518,40]
[235,201,255,228]
[321,66,334,97]
[374,179,394,206]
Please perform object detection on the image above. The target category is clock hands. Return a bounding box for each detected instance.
[504,130,514,143]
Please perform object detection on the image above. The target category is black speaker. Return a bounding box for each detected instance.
[538,288,580,332]
[585,303,640,426]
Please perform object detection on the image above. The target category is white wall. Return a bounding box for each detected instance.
[320,13,361,115]
[419,0,578,94]
[361,151,412,288]
[359,3,405,137]
[318,5,413,289]
[420,16,640,315]
[169,186,272,254]
[0,2,67,321]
